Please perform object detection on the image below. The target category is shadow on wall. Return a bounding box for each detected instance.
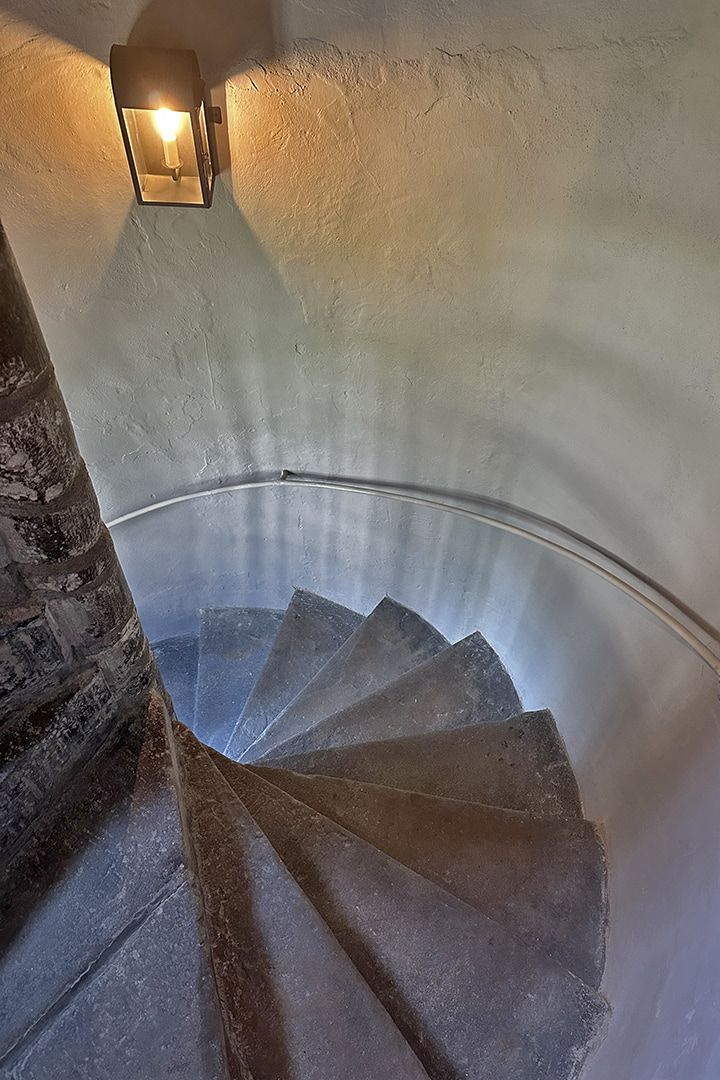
[128,0,277,84]
[0,0,279,76]
[58,174,312,493]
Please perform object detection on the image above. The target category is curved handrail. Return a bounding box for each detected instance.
[106,469,720,679]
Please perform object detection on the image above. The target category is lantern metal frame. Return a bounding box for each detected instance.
[110,44,220,209]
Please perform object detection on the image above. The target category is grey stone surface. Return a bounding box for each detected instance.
[19,527,116,596]
[211,757,608,1080]
[225,589,362,760]
[193,607,283,751]
[0,560,26,610]
[252,765,606,987]
[176,725,429,1080]
[0,374,80,504]
[253,631,522,760]
[0,467,102,565]
[0,671,117,863]
[0,222,50,398]
[0,694,194,1066]
[152,632,200,729]
[265,710,583,816]
[95,613,153,697]
[45,560,135,651]
[247,596,449,760]
[4,883,228,1080]
[0,608,70,712]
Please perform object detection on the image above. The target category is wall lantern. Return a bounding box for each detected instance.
[110,45,221,208]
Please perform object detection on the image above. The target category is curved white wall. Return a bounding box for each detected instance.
[2,0,720,1074]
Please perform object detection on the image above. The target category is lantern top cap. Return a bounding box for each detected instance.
[110,44,205,113]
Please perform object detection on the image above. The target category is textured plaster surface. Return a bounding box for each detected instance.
[2,1,720,1076]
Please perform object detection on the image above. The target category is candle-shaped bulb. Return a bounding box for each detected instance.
[154,108,182,171]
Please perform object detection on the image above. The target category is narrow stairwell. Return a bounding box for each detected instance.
[151,587,609,1079]
[0,217,608,1079]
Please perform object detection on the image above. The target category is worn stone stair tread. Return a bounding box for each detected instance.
[5,881,227,1080]
[224,589,363,760]
[250,631,522,761]
[151,632,199,729]
[209,754,608,1080]
[261,710,582,817]
[192,607,284,752]
[0,694,214,1069]
[250,764,606,988]
[243,596,449,761]
[175,725,430,1080]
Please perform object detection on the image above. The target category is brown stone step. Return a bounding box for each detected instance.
[252,631,522,760]
[212,754,607,1080]
[250,764,606,988]
[246,596,448,761]
[175,725,431,1080]
[225,589,362,759]
[264,709,583,817]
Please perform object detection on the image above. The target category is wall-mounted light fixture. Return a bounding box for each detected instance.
[110,45,221,208]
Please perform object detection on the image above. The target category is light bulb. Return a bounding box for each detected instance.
[153,108,182,174]
[154,108,182,141]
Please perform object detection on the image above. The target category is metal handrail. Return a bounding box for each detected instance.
[106,469,720,680]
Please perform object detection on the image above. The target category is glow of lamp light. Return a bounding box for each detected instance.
[154,108,182,170]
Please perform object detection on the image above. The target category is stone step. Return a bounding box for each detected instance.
[225,589,363,760]
[6,882,226,1080]
[0,694,223,1077]
[211,756,608,1080]
[151,632,199,729]
[251,765,606,988]
[245,596,448,761]
[249,630,521,760]
[263,710,583,817]
[193,606,284,751]
[175,726,430,1080]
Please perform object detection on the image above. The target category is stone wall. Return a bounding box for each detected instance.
[0,219,158,869]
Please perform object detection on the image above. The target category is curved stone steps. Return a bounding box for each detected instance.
[210,754,608,1080]
[175,723,431,1080]
[225,589,363,759]
[261,710,583,817]
[0,695,219,1078]
[8,879,227,1080]
[255,631,523,761]
[147,590,607,1079]
[194,606,284,751]
[244,596,449,761]
[246,764,607,988]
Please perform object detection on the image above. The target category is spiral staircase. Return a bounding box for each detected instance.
[144,586,610,1080]
[2,584,610,1080]
[0,221,608,1079]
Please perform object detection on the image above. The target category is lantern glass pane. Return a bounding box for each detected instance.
[122,107,206,205]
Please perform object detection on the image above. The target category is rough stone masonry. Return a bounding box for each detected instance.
[0,216,161,872]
